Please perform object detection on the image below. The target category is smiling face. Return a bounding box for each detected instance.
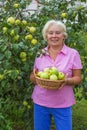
[46,24,65,47]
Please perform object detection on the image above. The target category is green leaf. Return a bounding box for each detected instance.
[0,53,4,60]
[5,50,11,59]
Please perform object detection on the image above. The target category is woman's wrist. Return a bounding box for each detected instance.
[65,78,75,85]
[65,78,68,85]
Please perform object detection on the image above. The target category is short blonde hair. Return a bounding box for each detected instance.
[42,20,68,41]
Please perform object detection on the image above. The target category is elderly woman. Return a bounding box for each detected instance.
[30,20,82,130]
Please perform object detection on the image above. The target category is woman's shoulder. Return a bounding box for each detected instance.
[66,45,79,54]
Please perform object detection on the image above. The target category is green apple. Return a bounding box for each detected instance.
[21,58,27,62]
[37,71,43,77]
[50,74,58,80]
[3,27,8,33]
[20,52,27,59]
[14,35,19,41]
[7,17,15,25]
[49,67,59,76]
[29,27,36,33]
[10,29,15,36]
[13,3,20,8]
[40,72,49,79]
[44,68,50,72]
[25,34,33,40]
[31,39,37,45]
[61,13,67,18]
[15,19,21,25]
[22,20,27,26]
[23,100,28,106]
[58,72,65,80]
[43,68,51,78]
[0,74,4,80]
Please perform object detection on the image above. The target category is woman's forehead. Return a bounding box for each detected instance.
[48,24,63,31]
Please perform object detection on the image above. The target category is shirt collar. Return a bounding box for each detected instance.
[60,44,68,55]
[45,44,68,55]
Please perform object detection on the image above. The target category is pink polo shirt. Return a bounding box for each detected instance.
[31,44,82,108]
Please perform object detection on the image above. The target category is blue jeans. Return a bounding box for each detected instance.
[34,103,72,130]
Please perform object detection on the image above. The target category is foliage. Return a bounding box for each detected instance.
[0,0,87,129]
[72,99,87,130]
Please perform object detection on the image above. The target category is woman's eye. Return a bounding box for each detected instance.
[48,31,61,35]
[48,32,53,34]
[56,31,61,34]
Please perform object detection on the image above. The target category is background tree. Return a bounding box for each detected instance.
[0,0,87,129]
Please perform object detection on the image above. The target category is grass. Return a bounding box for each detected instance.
[72,99,87,130]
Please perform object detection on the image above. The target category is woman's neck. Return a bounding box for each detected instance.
[48,44,63,54]
[48,44,64,60]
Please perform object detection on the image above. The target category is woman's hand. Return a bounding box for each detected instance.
[58,69,82,89]
[33,68,38,76]
[30,69,38,84]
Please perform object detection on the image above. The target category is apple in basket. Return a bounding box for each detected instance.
[37,71,49,79]
[49,67,59,76]
[37,71,43,77]
[58,72,65,80]
[50,74,58,80]
[36,67,65,80]
[44,67,50,73]
[40,72,49,79]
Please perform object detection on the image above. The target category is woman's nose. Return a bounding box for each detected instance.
[52,33,57,37]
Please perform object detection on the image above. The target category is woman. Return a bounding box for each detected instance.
[30,20,82,130]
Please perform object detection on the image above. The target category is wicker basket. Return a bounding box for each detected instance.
[34,71,65,89]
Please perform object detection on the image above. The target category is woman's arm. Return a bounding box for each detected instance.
[29,71,36,84]
[65,69,82,86]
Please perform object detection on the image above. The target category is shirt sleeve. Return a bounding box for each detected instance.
[72,51,83,69]
[33,57,40,70]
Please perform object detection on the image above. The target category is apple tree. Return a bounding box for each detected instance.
[0,0,87,129]
[0,0,38,129]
